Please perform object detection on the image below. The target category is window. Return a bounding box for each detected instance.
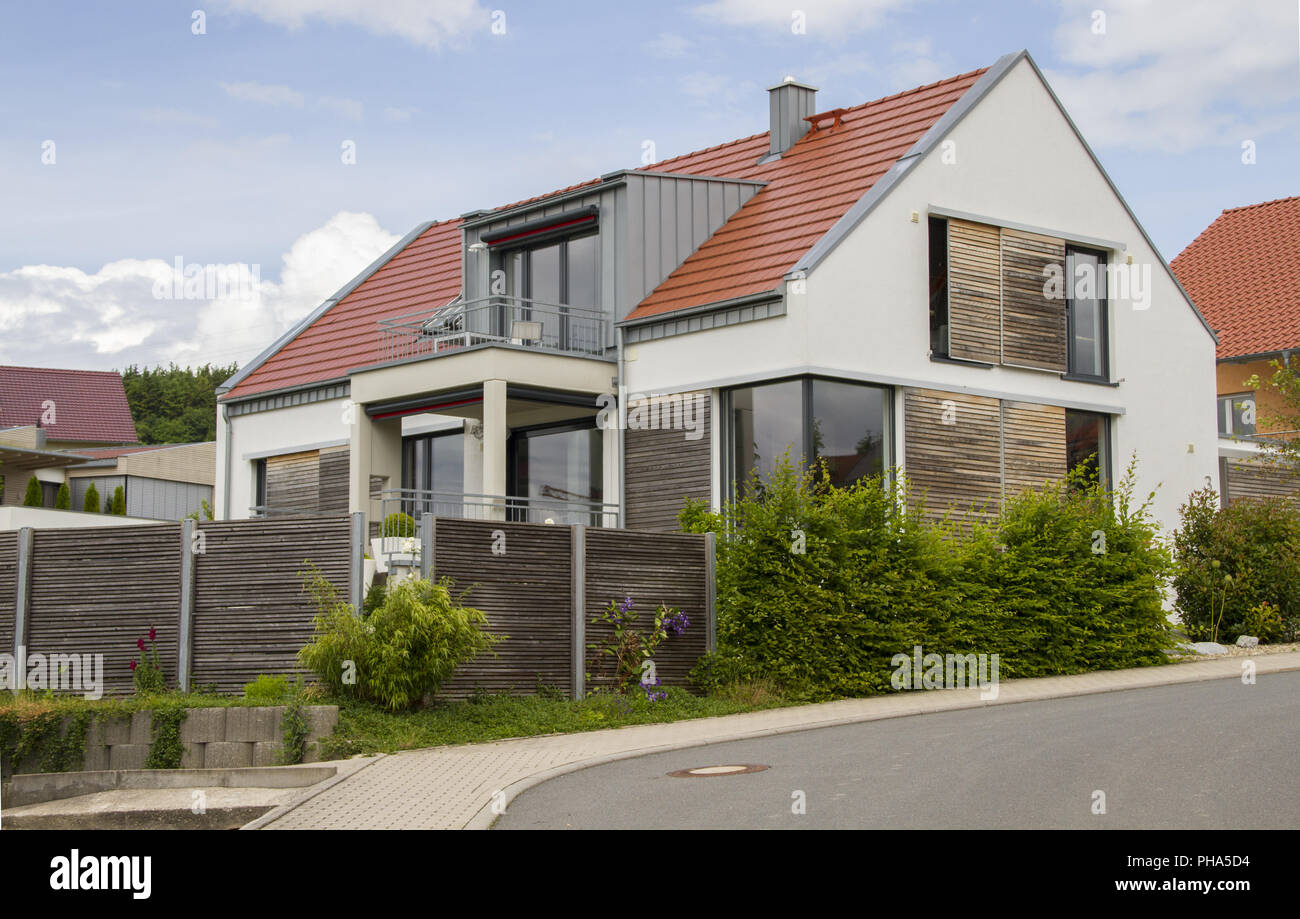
[1066,247,1108,379]
[928,216,949,356]
[252,459,266,510]
[495,232,600,349]
[1217,394,1256,436]
[1065,409,1109,485]
[402,431,465,495]
[508,420,602,523]
[727,377,891,496]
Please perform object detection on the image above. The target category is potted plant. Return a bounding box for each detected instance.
[370,512,419,574]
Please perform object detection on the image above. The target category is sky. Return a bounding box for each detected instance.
[0,0,1296,373]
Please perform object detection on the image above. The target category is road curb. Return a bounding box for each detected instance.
[464,653,1300,829]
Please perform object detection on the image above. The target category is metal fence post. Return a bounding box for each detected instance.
[178,519,196,693]
[571,523,586,700]
[14,527,33,661]
[350,511,366,614]
[420,513,435,581]
[704,531,716,654]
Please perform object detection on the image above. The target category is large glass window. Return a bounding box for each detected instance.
[509,421,602,523]
[1067,247,1108,379]
[1065,409,1109,485]
[727,377,891,496]
[402,431,465,494]
[496,232,599,349]
[1217,393,1256,436]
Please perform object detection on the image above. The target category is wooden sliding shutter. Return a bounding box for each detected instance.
[903,388,1001,524]
[1000,228,1067,370]
[1001,400,1066,496]
[946,220,1002,363]
[624,392,712,531]
[265,451,320,512]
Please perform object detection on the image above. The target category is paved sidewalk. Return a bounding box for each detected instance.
[255,651,1300,830]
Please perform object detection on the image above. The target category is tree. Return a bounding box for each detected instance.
[22,477,43,507]
[1247,357,1300,475]
[118,363,238,445]
[54,482,70,509]
[111,486,126,515]
[83,482,100,513]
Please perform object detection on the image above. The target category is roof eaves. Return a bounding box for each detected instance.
[617,288,783,328]
[218,219,440,395]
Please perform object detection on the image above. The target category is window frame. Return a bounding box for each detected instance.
[1217,392,1257,437]
[491,229,600,348]
[1064,408,1111,487]
[1065,244,1110,381]
[928,216,950,358]
[252,458,267,510]
[723,374,894,499]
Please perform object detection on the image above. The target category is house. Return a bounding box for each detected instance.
[0,366,215,520]
[215,50,1219,538]
[1171,196,1300,505]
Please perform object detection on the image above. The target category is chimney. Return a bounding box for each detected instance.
[766,76,818,159]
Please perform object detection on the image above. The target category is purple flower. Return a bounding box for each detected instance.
[137,637,146,652]
[148,625,156,642]
[129,660,137,671]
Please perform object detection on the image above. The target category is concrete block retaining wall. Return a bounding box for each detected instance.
[2,705,337,778]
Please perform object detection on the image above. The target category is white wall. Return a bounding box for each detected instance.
[0,506,156,530]
[216,397,350,519]
[625,57,1218,535]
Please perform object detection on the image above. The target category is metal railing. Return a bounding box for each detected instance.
[377,296,608,364]
[377,489,619,530]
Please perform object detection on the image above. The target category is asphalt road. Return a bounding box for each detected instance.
[494,670,1300,829]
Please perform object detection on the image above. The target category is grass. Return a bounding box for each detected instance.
[318,683,792,759]
[0,686,324,720]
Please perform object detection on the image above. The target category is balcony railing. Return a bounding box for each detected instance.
[378,489,619,530]
[377,296,608,364]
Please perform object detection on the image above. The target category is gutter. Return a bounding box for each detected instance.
[222,402,232,520]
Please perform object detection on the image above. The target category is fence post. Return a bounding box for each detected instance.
[13,527,33,661]
[704,532,716,654]
[571,523,586,700]
[350,511,366,614]
[419,513,435,581]
[178,519,196,693]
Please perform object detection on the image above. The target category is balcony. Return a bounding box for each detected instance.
[378,489,619,529]
[377,296,608,365]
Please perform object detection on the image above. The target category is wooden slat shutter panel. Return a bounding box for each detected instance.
[265,451,320,512]
[1224,459,1300,505]
[946,219,1002,363]
[903,388,1001,525]
[1002,401,1067,497]
[624,392,711,531]
[1000,228,1067,370]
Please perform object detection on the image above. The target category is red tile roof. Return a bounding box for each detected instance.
[224,67,987,400]
[227,220,463,399]
[1171,195,1300,360]
[0,366,138,443]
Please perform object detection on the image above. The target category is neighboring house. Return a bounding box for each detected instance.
[215,50,1218,538]
[1171,196,1300,505]
[0,366,215,520]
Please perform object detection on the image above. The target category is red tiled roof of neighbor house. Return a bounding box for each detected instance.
[1171,195,1300,360]
[0,366,138,443]
[223,66,987,400]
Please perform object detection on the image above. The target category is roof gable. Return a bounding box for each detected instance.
[0,366,137,443]
[1172,196,1300,360]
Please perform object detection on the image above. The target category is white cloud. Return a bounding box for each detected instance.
[693,0,914,36]
[383,105,418,122]
[318,95,364,120]
[0,212,401,370]
[217,0,488,49]
[645,32,692,58]
[219,81,305,107]
[1045,0,1300,152]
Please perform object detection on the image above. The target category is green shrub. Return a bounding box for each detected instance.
[682,457,1174,701]
[111,485,126,515]
[298,567,501,711]
[54,483,70,510]
[382,512,416,538]
[1172,487,1300,642]
[22,476,42,507]
[83,482,100,513]
[243,674,292,704]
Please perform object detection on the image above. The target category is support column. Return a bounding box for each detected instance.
[349,512,366,613]
[178,519,196,692]
[14,527,33,660]
[482,379,508,520]
[348,405,372,515]
[571,523,586,700]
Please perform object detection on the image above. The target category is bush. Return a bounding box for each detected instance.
[382,512,416,538]
[681,457,1174,701]
[22,477,42,507]
[54,483,70,510]
[298,567,501,711]
[1172,487,1300,642]
[243,674,292,704]
[83,483,100,513]
[111,486,126,516]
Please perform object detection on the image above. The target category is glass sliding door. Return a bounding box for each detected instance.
[401,430,466,516]
[509,421,603,524]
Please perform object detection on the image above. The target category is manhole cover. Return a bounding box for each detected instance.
[668,764,769,778]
